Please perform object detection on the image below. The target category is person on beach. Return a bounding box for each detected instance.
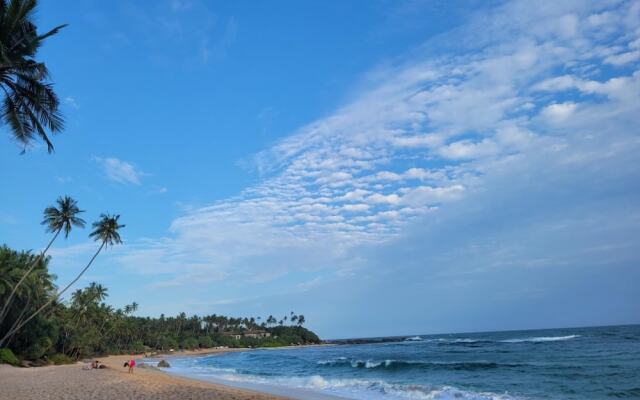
[128,359,136,374]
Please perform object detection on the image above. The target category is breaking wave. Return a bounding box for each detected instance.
[185,371,519,400]
[398,335,580,345]
[317,357,523,371]
[500,335,580,343]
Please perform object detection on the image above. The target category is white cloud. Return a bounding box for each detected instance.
[605,50,640,65]
[399,185,465,207]
[439,139,500,160]
[540,102,578,123]
[343,203,370,212]
[367,193,401,205]
[94,157,146,185]
[75,0,640,294]
[64,96,80,109]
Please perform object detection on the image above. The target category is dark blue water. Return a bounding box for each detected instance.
[166,325,640,399]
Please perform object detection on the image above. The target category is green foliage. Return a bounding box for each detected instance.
[0,348,20,366]
[0,246,57,352]
[158,335,178,351]
[49,353,73,365]
[268,325,321,344]
[198,336,213,348]
[0,0,67,152]
[1,243,320,362]
[24,337,52,360]
[181,337,199,350]
[129,340,145,354]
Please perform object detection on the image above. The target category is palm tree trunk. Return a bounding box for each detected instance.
[0,228,61,324]
[0,241,105,346]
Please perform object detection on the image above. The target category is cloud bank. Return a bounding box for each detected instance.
[55,0,640,335]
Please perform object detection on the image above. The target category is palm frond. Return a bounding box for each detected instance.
[40,196,85,238]
[90,214,125,247]
[0,0,66,152]
[36,23,66,42]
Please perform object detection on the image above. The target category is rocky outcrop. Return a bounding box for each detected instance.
[157,359,170,368]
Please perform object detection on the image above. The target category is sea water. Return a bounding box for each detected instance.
[164,325,640,399]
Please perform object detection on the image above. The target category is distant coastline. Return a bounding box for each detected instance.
[323,323,640,345]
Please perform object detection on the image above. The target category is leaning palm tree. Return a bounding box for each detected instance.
[0,195,84,325]
[0,0,67,152]
[0,214,124,344]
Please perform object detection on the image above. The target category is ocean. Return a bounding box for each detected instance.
[162,325,640,399]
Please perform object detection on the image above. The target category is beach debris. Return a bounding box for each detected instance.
[157,359,171,368]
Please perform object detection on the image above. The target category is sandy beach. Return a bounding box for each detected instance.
[0,349,292,400]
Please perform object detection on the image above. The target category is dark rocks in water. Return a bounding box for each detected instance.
[157,359,171,368]
[325,336,408,345]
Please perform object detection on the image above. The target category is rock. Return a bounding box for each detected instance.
[32,359,50,367]
[157,359,171,368]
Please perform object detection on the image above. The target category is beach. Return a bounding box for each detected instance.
[0,349,292,400]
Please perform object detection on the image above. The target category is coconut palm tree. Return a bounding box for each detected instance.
[0,0,67,152]
[0,214,124,344]
[0,246,55,347]
[0,195,84,325]
[58,213,124,298]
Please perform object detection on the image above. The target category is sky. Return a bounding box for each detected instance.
[1,0,639,339]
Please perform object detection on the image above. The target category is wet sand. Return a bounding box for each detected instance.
[0,349,292,400]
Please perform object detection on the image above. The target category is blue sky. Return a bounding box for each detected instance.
[1,0,639,339]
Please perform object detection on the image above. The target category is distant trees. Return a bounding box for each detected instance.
[0,196,318,364]
[0,0,67,152]
[0,244,320,362]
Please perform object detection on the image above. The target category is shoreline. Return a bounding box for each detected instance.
[0,344,335,400]
[148,346,346,400]
[0,347,299,400]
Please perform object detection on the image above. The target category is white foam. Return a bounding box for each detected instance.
[421,338,480,343]
[500,335,580,343]
[169,366,520,400]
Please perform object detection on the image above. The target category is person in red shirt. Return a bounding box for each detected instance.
[127,359,136,374]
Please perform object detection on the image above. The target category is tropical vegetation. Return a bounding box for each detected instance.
[0,0,67,152]
[0,197,319,366]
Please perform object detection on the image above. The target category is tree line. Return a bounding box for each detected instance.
[0,196,319,366]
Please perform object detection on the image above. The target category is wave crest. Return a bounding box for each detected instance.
[500,335,580,343]
[318,358,521,371]
[188,371,518,400]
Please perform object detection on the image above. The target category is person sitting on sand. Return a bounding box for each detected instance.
[127,358,136,374]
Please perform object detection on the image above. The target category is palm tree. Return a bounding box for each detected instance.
[0,0,67,152]
[0,195,84,325]
[0,213,124,343]
[123,301,138,315]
